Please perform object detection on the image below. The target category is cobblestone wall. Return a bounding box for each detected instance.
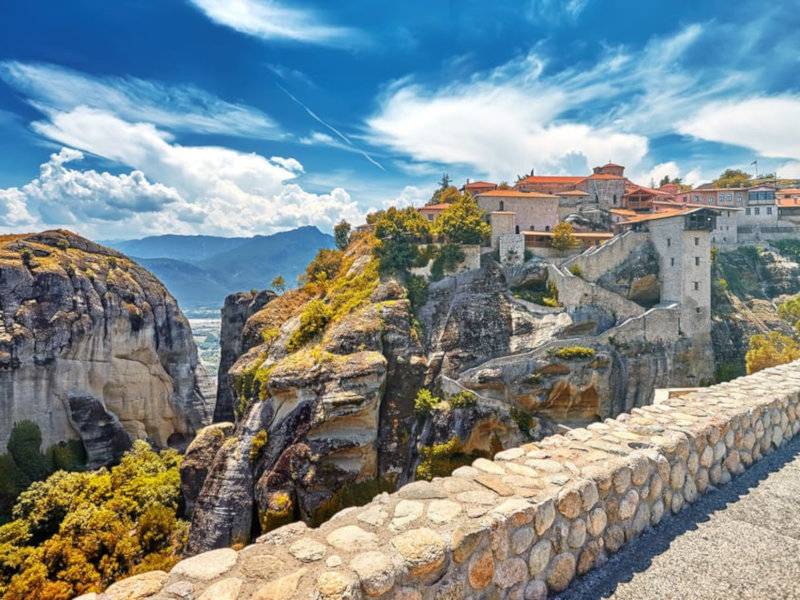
[89,360,800,600]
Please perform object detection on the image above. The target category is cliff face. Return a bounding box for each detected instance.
[711,244,800,377]
[0,230,212,467]
[214,289,275,422]
[185,233,714,551]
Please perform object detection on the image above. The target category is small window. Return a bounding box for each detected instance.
[667,238,671,247]
[515,225,519,234]
[694,281,699,291]
[613,194,617,205]
[696,307,701,314]
[545,225,550,232]
[694,237,699,245]
[746,208,751,215]
[755,207,760,215]
[499,200,504,211]
[695,256,700,266]
[670,257,675,267]
[767,207,773,215]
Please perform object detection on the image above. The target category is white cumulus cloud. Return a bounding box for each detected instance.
[0,109,363,238]
[188,0,362,46]
[679,96,800,161]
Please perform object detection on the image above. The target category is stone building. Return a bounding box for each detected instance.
[516,163,626,211]
[741,185,778,224]
[476,189,560,233]
[621,208,717,336]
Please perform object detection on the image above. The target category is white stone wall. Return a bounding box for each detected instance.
[646,216,711,336]
[499,234,525,266]
[711,209,739,245]
[547,264,645,324]
[563,231,650,283]
[491,212,516,248]
[409,244,482,278]
[148,361,800,600]
[478,195,559,233]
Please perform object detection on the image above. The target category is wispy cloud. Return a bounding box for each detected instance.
[278,83,385,171]
[525,0,591,24]
[187,0,364,47]
[366,12,800,182]
[0,61,281,139]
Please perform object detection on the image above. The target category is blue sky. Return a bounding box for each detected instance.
[0,0,799,239]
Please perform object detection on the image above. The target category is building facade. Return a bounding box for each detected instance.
[476,190,559,233]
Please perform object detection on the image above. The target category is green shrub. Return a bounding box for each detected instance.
[432,194,490,245]
[406,274,429,313]
[7,421,51,483]
[46,440,87,472]
[0,441,186,598]
[19,248,32,267]
[414,389,442,414]
[551,346,596,359]
[301,249,343,286]
[287,299,332,352]
[448,390,477,408]
[430,244,465,281]
[568,264,583,277]
[510,406,534,434]
[371,207,432,274]
[249,430,268,464]
[715,361,743,383]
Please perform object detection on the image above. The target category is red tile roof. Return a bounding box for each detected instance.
[778,198,800,207]
[523,230,614,239]
[418,203,450,211]
[478,190,559,199]
[557,190,590,196]
[778,188,800,195]
[464,181,496,188]
[518,175,585,184]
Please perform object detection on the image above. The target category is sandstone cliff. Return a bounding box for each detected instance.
[186,231,714,551]
[214,289,275,423]
[0,230,212,467]
[711,243,800,378]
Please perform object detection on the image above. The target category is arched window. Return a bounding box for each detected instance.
[515,225,520,234]
[545,225,550,231]
[499,200,504,211]
[613,194,617,205]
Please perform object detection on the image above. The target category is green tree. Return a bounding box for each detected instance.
[745,331,800,374]
[333,220,351,250]
[550,222,580,253]
[270,275,286,294]
[715,168,753,188]
[433,193,490,245]
[7,421,51,483]
[371,207,432,274]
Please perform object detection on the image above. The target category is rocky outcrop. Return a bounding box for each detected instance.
[214,290,275,422]
[595,241,660,307]
[0,230,212,462]
[711,244,800,376]
[185,235,714,551]
[181,422,235,518]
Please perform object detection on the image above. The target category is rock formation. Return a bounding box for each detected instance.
[185,230,715,551]
[214,289,275,422]
[0,230,212,467]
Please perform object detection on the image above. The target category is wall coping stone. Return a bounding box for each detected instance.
[91,360,800,599]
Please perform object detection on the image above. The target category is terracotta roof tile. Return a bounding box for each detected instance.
[478,190,559,199]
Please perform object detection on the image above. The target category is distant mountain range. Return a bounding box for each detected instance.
[104,227,334,309]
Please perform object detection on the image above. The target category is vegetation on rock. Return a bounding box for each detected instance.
[0,441,185,599]
[551,346,596,359]
[746,331,800,374]
[432,193,491,246]
[0,422,87,523]
[551,222,580,253]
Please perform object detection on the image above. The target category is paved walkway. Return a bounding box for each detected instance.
[560,435,800,600]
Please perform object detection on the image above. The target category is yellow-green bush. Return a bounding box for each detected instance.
[746,331,800,374]
[0,441,185,599]
[551,346,596,359]
[287,299,332,352]
[414,389,443,414]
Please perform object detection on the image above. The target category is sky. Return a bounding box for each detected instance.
[0,0,799,240]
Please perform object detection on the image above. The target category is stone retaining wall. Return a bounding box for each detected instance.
[91,360,800,600]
